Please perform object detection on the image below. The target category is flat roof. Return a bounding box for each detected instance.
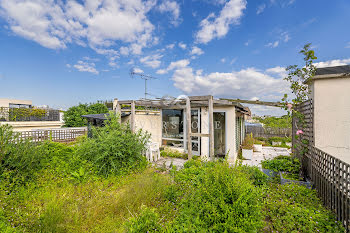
[313,65,350,80]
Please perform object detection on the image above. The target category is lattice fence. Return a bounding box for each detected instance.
[16,127,87,143]
[293,99,350,231]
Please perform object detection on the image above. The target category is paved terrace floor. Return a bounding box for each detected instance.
[154,146,291,170]
[241,146,291,167]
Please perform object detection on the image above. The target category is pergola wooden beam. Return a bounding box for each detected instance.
[186,98,192,160]
[208,96,215,159]
[220,98,283,107]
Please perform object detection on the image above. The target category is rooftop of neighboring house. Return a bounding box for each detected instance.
[314,65,350,80]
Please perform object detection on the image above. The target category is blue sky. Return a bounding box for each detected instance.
[0,0,349,115]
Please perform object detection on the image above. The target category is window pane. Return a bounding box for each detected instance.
[162,109,184,140]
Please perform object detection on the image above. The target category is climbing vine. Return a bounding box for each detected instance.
[281,43,317,156]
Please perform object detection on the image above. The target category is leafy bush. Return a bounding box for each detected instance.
[75,114,150,177]
[253,115,292,129]
[124,206,162,233]
[168,160,265,232]
[160,147,188,159]
[261,155,300,175]
[0,124,18,161]
[63,103,108,127]
[264,183,344,232]
[237,165,269,186]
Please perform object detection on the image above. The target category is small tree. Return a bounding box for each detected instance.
[282,43,317,156]
[63,103,108,127]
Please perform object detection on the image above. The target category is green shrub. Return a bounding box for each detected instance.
[261,155,300,175]
[160,147,188,159]
[63,103,108,127]
[124,206,162,233]
[238,165,269,186]
[75,114,150,177]
[169,161,264,232]
[0,124,18,162]
[264,183,344,232]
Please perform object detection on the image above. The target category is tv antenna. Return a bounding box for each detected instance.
[130,68,158,100]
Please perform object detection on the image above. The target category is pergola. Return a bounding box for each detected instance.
[113,95,248,160]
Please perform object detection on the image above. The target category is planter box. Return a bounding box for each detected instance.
[279,172,312,189]
[253,144,263,152]
[242,149,253,160]
[262,169,278,178]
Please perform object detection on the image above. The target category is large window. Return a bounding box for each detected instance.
[162,109,184,148]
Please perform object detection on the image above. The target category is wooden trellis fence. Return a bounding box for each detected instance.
[16,127,87,143]
[294,99,350,231]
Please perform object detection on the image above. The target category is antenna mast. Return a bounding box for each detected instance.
[130,69,158,100]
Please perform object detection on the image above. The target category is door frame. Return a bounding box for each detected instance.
[213,110,228,156]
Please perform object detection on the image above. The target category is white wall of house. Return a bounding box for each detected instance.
[312,76,350,163]
[122,111,162,146]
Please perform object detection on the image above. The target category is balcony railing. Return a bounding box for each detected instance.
[0,107,60,122]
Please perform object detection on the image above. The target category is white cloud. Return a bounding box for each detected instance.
[120,46,129,56]
[266,66,287,78]
[166,43,175,49]
[190,46,204,56]
[140,54,163,68]
[158,0,181,26]
[230,57,237,64]
[132,67,144,73]
[314,58,350,68]
[171,62,289,101]
[156,59,190,74]
[256,4,266,14]
[265,41,279,48]
[73,60,99,74]
[221,58,226,63]
[345,42,350,49]
[178,42,187,49]
[0,0,156,54]
[196,0,247,44]
[244,40,251,46]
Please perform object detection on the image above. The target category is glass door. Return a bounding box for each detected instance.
[214,112,226,157]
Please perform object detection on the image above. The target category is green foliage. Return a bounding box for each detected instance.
[63,102,108,127]
[237,165,269,186]
[124,206,162,233]
[0,124,18,161]
[8,108,46,121]
[75,113,150,177]
[253,115,292,129]
[261,156,300,180]
[168,160,265,232]
[241,133,254,150]
[264,183,344,232]
[160,147,188,159]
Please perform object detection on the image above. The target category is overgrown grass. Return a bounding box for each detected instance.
[0,123,344,232]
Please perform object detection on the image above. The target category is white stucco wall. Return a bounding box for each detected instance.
[122,111,162,146]
[312,77,350,163]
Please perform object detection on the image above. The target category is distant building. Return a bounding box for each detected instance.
[0,98,63,131]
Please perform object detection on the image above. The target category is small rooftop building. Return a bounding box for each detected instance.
[309,65,350,163]
[84,95,249,162]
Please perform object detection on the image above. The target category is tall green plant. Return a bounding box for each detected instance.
[281,43,317,155]
[75,114,150,177]
[63,103,108,127]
